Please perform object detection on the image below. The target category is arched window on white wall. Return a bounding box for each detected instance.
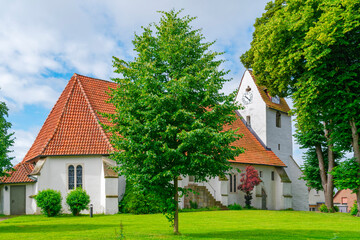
[76,165,83,188]
[68,165,75,190]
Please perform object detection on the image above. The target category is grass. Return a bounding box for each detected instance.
[0,210,359,239]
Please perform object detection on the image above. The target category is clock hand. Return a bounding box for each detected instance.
[245,96,250,101]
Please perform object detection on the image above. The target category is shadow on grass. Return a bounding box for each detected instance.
[0,223,118,234]
[183,229,360,240]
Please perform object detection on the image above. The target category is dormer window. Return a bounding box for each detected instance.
[271,96,280,104]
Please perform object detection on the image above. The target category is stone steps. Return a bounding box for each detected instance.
[184,183,227,210]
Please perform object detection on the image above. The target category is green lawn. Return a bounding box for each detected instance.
[1,210,359,240]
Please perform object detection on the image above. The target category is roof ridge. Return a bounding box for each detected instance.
[74,73,115,84]
[75,75,115,153]
[39,76,77,158]
[248,71,290,114]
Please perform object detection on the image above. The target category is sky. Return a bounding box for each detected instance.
[0,0,306,165]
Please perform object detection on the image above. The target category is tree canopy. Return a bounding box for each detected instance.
[0,100,14,177]
[107,10,243,233]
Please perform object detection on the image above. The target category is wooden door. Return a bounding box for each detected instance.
[10,185,26,215]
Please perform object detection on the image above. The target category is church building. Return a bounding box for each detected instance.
[0,70,308,215]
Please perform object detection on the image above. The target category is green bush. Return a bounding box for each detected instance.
[319,204,328,213]
[350,201,358,216]
[66,187,90,216]
[189,200,198,209]
[228,203,243,210]
[35,189,62,217]
[119,181,161,214]
[333,205,339,212]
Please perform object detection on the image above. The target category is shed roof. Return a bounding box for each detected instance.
[1,163,35,184]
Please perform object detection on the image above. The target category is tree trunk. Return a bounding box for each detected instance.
[326,140,335,211]
[350,119,360,216]
[174,177,179,234]
[315,143,334,211]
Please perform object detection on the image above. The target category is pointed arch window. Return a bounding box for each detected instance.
[229,174,237,193]
[68,165,75,190]
[68,164,84,190]
[76,165,83,188]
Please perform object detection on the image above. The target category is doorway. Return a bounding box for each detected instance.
[10,185,26,215]
[261,188,267,210]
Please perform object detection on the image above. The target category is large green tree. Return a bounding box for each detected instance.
[241,0,360,213]
[107,10,243,234]
[0,100,14,177]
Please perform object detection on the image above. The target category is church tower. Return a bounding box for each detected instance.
[235,70,308,211]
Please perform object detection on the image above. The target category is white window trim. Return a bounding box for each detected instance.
[67,163,84,191]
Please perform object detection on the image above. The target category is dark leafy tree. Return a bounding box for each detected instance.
[0,100,14,177]
[106,10,243,234]
[331,158,360,216]
[241,0,360,214]
[238,166,261,208]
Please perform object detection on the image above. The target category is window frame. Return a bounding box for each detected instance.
[67,163,84,190]
[276,111,281,128]
[229,174,237,193]
[246,115,251,127]
[68,165,75,190]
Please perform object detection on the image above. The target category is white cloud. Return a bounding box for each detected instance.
[3,0,305,164]
[10,127,40,164]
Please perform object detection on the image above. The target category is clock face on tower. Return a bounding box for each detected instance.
[242,91,253,105]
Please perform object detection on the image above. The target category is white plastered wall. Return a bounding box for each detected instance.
[0,183,36,215]
[178,163,288,210]
[227,164,286,210]
[237,70,308,211]
[266,110,308,210]
[34,155,119,214]
[308,189,325,206]
[236,70,267,144]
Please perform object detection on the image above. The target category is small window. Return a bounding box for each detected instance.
[342,197,348,205]
[76,165,83,188]
[276,111,281,128]
[278,144,280,150]
[233,175,236,192]
[271,171,275,181]
[271,96,280,104]
[246,116,251,127]
[68,165,74,190]
[259,171,263,178]
[229,174,237,192]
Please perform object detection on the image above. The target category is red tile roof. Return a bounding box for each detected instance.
[22,74,116,162]
[21,73,285,169]
[1,163,35,184]
[248,70,290,113]
[225,113,286,167]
